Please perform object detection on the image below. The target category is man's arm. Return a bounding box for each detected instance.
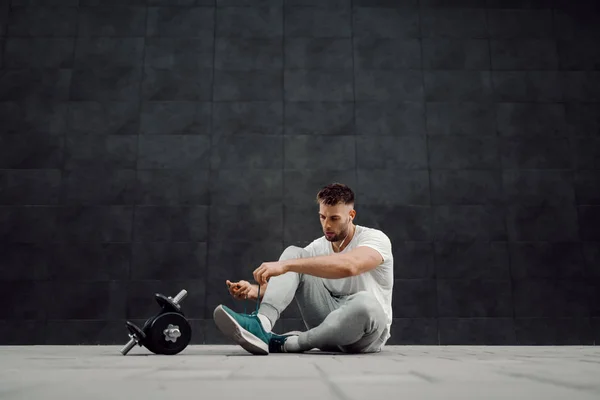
[282,246,383,279]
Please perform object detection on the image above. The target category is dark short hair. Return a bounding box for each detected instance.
[316,183,355,206]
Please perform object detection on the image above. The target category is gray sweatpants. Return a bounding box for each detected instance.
[258,245,388,353]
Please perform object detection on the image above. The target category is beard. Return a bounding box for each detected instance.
[324,220,351,242]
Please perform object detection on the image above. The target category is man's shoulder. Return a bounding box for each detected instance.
[356,225,391,242]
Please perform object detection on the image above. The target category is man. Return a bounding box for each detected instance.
[213,183,394,355]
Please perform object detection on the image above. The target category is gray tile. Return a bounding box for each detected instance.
[8,6,78,36]
[211,135,282,169]
[147,6,215,37]
[282,169,357,205]
[133,206,209,242]
[356,136,428,169]
[145,38,214,69]
[572,137,600,169]
[574,171,600,205]
[426,102,495,136]
[218,0,282,5]
[513,279,556,317]
[430,170,502,205]
[12,0,77,5]
[487,9,554,38]
[358,205,432,242]
[4,38,74,69]
[61,169,137,205]
[64,135,137,169]
[486,0,550,8]
[138,135,210,169]
[432,205,507,242]
[424,71,492,101]
[71,67,141,101]
[510,242,585,279]
[428,136,500,169]
[142,68,213,101]
[496,103,566,136]
[565,103,600,136]
[500,136,572,169]
[503,170,575,206]
[215,38,283,70]
[490,39,558,70]
[0,282,49,320]
[558,39,600,71]
[507,203,579,242]
[421,8,487,38]
[0,134,63,169]
[353,0,417,6]
[354,38,420,69]
[355,70,423,101]
[284,135,355,170]
[44,320,126,346]
[583,243,600,278]
[58,205,133,242]
[437,279,513,317]
[1,100,69,135]
[439,318,516,345]
[74,37,144,69]
[357,101,425,136]
[435,242,510,279]
[393,242,435,279]
[285,38,352,69]
[422,39,490,70]
[0,170,61,205]
[285,7,351,38]
[421,0,484,6]
[68,101,139,135]
[136,169,210,206]
[493,71,563,102]
[216,7,282,38]
[131,242,207,280]
[387,318,438,345]
[356,170,430,205]
[285,102,353,135]
[78,6,146,36]
[285,70,353,101]
[551,8,600,39]
[562,71,600,102]
[0,243,52,281]
[208,203,283,242]
[515,317,594,345]
[214,70,282,101]
[150,0,214,4]
[353,7,420,38]
[0,69,71,101]
[284,204,324,243]
[140,102,211,135]
[554,280,595,317]
[210,169,283,205]
[392,279,437,318]
[578,206,600,241]
[0,3,5,37]
[214,102,282,136]
[46,281,125,320]
[0,206,59,243]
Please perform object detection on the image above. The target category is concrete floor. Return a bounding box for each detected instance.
[0,345,599,400]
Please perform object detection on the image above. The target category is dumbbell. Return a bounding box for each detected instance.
[120,289,192,356]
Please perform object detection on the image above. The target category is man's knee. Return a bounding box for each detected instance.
[348,292,385,321]
[279,245,310,262]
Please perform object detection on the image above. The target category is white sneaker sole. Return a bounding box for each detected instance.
[213,305,269,355]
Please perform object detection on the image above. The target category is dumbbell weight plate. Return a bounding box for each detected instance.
[145,312,192,355]
[155,293,184,315]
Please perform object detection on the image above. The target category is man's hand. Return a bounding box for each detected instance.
[253,261,289,285]
[226,280,253,300]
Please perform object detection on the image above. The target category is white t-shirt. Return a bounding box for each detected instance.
[303,224,394,344]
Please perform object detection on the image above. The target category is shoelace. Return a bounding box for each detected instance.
[242,284,261,316]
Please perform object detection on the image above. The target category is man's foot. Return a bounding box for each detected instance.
[213,305,271,355]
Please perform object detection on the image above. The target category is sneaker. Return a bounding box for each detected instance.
[213,304,272,355]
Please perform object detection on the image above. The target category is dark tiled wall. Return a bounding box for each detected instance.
[1,0,599,347]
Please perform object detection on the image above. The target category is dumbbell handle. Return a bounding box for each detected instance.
[120,289,188,355]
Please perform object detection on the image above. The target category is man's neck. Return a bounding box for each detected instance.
[334,224,355,253]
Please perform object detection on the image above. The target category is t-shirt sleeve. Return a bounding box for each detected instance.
[358,229,393,266]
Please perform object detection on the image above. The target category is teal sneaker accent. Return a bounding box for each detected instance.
[268,333,290,353]
[213,304,271,355]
